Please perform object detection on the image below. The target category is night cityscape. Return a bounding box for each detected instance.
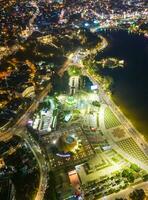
[0,0,148,200]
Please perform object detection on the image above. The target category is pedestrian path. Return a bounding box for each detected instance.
[99,104,107,131]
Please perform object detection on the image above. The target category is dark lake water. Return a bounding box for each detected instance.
[96,31,148,139]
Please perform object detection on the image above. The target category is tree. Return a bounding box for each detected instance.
[130,164,140,172]
[104,76,113,90]
[122,169,135,183]
[143,174,148,181]
[122,169,130,177]
[44,172,58,200]
[92,101,100,107]
[129,189,146,200]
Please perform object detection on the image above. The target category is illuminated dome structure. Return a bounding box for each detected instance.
[57,133,78,154]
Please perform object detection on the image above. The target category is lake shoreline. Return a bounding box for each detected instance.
[96,30,148,140]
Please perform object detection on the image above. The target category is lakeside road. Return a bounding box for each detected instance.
[76,32,148,158]
[85,69,148,157]
[57,31,148,168]
[82,66,148,174]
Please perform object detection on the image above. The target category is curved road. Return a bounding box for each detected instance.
[0,83,52,200]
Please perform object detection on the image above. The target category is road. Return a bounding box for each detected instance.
[58,35,108,77]
[64,31,148,169]
[0,5,51,198]
[15,83,52,127]
[15,128,49,200]
[84,69,148,166]
[58,51,81,77]
[78,31,148,156]
[0,83,52,133]
[99,82,148,155]
[0,83,52,200]
[0,28,147,200]
[0,33,89,199]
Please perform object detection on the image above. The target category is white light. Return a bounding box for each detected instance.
[52,140,56,144]
[84,22,89,27]
[94,20,98,24]
[91,85,98,90]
